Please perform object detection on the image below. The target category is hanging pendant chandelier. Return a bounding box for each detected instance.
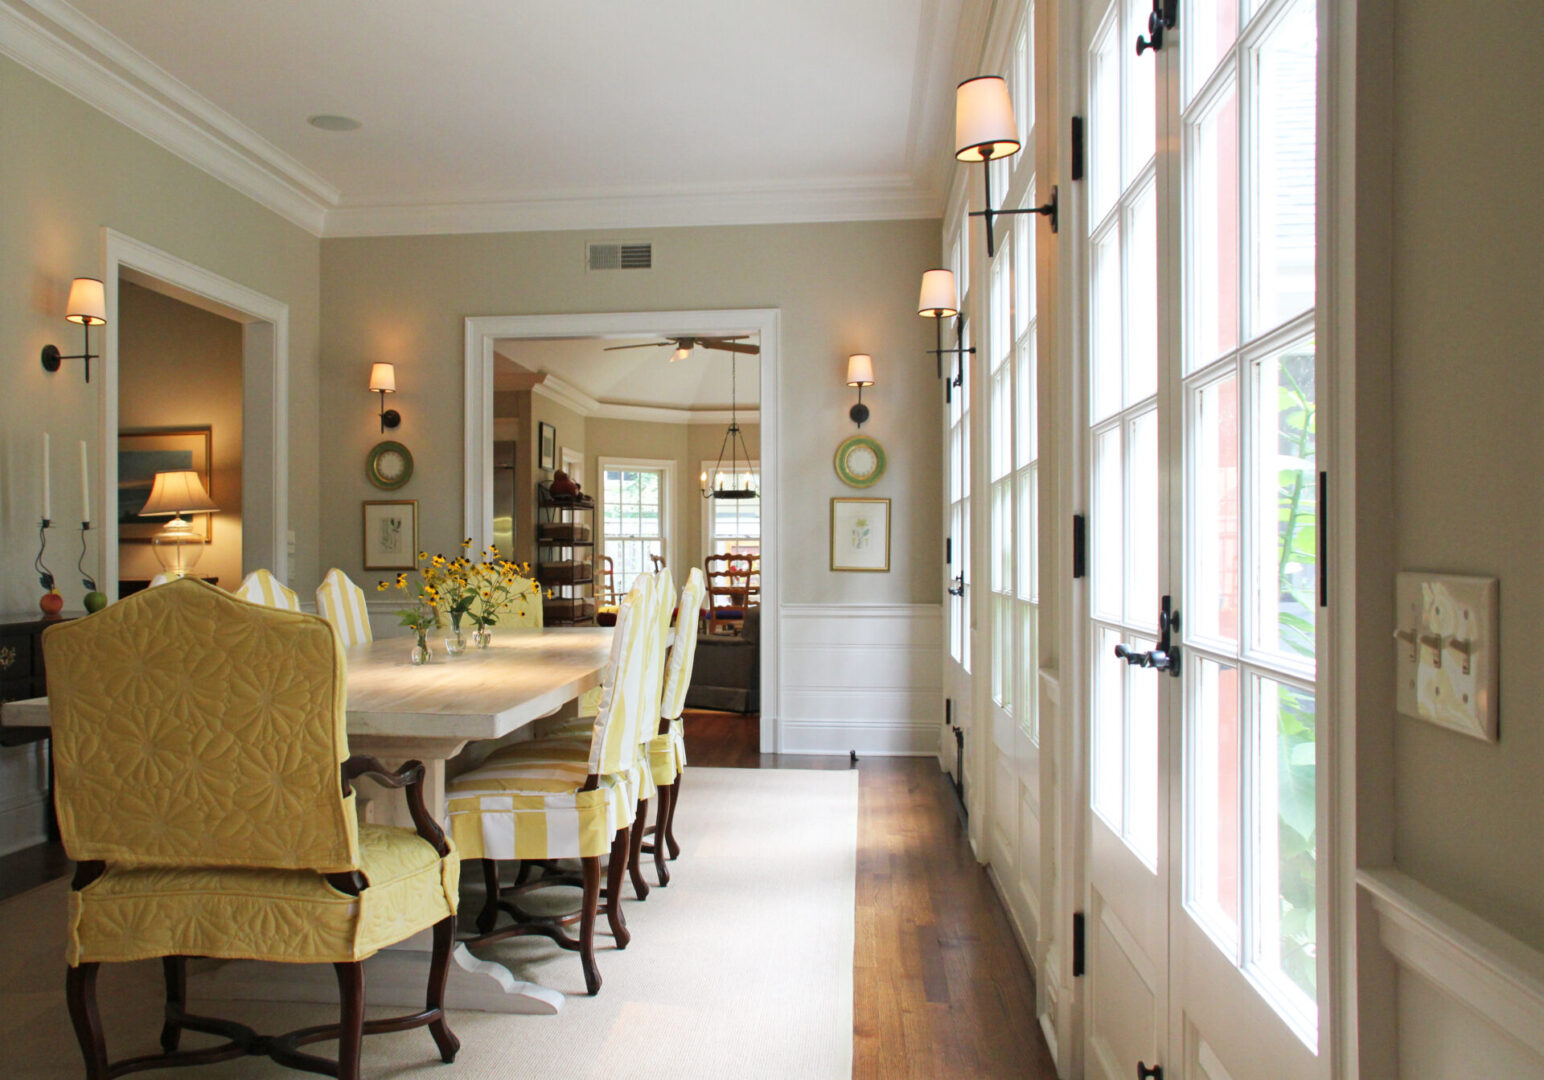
[702,351,757,500]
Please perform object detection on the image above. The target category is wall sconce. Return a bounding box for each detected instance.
[369,362,401,431]
[846,354,875,428]
[40,277,106,383]
[955,76,1058,257]
[917,269,974,388]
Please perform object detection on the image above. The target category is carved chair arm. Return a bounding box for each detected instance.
[341,755,450,857]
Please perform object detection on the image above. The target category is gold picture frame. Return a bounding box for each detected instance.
[117,427,214,544]
[830,497,890,572]
[363,499,418,571]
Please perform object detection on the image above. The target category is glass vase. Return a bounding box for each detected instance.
[472,625,493,649]
[444,629,467,657]
[411,630,432,665]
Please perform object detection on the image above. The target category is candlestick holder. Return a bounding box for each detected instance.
[79,521,108,613]
[36,518,63,617]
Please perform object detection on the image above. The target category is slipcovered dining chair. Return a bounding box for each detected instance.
[316,567,373,646]
[234,566,301,611]
[43,577,460,1080]
[444,571,667,995]
[638,567,707,886]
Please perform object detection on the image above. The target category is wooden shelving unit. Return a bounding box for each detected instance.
[536,486,596,625]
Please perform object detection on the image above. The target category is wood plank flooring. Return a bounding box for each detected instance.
[682,710,1059,1079]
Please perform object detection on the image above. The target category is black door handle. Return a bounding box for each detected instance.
[1113,597,1182,677]
[1138,1063,1163,1080]
[1134,0,1178,53]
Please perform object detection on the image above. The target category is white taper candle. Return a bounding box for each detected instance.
[42,432,51,521]
[80,440,90,524]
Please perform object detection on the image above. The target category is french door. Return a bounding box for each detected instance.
[1078,0,1324,1076]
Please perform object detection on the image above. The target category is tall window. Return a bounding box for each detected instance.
[1013,191,1040,740]
[602,465,666,595]
[948,319,972,672]
[988,242,1015,713]
[702,461,760,559]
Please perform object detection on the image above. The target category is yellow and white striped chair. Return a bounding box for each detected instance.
[445,571,667,995]
[639,567,707,886]
[233,568,301,611]
[316,568,373,647]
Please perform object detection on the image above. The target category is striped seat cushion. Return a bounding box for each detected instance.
[648,716,687,787]
[446,757,632,861]
[481,736,657,809]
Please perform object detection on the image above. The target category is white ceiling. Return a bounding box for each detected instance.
[9,0,980,235]
[496,336,760,411]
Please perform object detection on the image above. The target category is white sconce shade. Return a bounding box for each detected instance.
[369,362,397,393]
[917,269,959,317]
[65,278,106,325]
[955,76,1021,162]
[846,354,875,387]
[139,470,220,517]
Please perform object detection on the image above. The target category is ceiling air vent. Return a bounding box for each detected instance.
[587,242,653,271]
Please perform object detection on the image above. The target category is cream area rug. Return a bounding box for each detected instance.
[0,767,858,1079]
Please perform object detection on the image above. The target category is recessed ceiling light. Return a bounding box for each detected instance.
[308,114,362,132]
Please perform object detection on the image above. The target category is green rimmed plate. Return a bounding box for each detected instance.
[834,434,886,488]
[367,440,414,490]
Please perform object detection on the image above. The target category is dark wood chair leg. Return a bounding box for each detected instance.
[664,774,683,859]
[628,797,650,900]
[66,963,109,1080]
[580,855,602,995]
[514,860,534,886]
[653,782,673,886]
[477,858,501,934]
[160,955,187,1052]
[334,961,365,1080]
[426,916,460,1062]
[606,826,631,950]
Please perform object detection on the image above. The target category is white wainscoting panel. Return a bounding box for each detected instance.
[778,603,942,756]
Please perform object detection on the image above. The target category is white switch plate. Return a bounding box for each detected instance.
[1394,572,1499,742]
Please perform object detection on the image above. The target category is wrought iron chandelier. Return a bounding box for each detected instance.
[701,352,757,500]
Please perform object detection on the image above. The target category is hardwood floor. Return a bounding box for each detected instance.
[682,710,1060,1080]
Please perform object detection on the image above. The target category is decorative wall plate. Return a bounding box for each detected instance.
[834,434,886,488]
[367,440,414,490]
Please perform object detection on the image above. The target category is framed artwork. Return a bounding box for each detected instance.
[538,422,557,471]
[118,427,213,543]
[830,497,890,572]
[363,500,418,570]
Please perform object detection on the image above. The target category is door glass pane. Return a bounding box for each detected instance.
[1252,340,1316,663]
[1093,626,1126,828]
[1186,0,1239,102]
[1016,332,1037,468]
[1126,409,1159,628]
[1187,80,1240,371]
[1192,373,1240,645]
[1251,0,1317,334]
[1126,635,1160,865]
[1090,20,1121,223]
[1126,178,1159,405]
[1021,605,1039,740]
[1091,225,1123,420]
[1016,204,1036,338]
[1253,675,1317,1010]
[1188,656,1241,950]
[1125,0,1156,181]
[1092,426,1124,620]
[1020,466,1039,602]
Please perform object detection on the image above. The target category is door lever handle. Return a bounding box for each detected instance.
[1138,1063,1163,1080]
[1113,596,1183,677]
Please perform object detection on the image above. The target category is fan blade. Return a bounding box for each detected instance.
[602,341,671,351]
[702,340,760,354]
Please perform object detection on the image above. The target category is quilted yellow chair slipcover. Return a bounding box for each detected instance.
[44,577,461,1080]
[446,570,667,995]
[316,567,373,646]
[233,567,301,611]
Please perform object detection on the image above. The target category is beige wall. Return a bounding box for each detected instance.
[117,282,244,590]
[0,54,322,615]
[318,219,943,604]
[1387,0,1544,947]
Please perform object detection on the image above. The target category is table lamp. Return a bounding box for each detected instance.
[139,470,220,578]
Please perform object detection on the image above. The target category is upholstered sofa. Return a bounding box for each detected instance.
[684,606,759,713]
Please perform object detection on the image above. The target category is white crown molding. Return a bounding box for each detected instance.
[529,372,599,416]
[0,0,335,235]
[531,374,757,427]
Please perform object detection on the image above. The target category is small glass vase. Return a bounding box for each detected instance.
[472,625,493,649]
[444,630,467,657]
[411,631,432,665]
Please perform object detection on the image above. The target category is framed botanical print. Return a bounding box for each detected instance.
[363,500,418,571]
[538,422,557,471]
[118,427,213,543]
[830,497,890,572]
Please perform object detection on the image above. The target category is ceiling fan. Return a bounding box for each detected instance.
[603,335,760,362]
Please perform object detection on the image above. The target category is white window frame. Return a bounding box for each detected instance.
[700,458,762,562]
[597,456,676,595]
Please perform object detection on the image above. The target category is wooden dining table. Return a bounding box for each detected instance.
[0,625,615,1016]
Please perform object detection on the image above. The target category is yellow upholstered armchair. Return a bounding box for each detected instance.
[43,577,460,1080]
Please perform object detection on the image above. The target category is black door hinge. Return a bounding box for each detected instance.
[1073,514,1087,578]
[1071,116,1086,181]
[1072,911,1086,976]
[1318,470,1328,608]
[946,536,953,566]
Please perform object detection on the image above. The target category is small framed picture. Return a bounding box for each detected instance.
[538,422,557,471]
[363,500,418,571]
[830,497,890,572]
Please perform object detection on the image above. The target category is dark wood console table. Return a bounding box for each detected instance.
[0,612,77,842]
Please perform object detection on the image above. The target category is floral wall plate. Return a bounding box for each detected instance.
[834,434,886,488]
[367,440,414,490]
